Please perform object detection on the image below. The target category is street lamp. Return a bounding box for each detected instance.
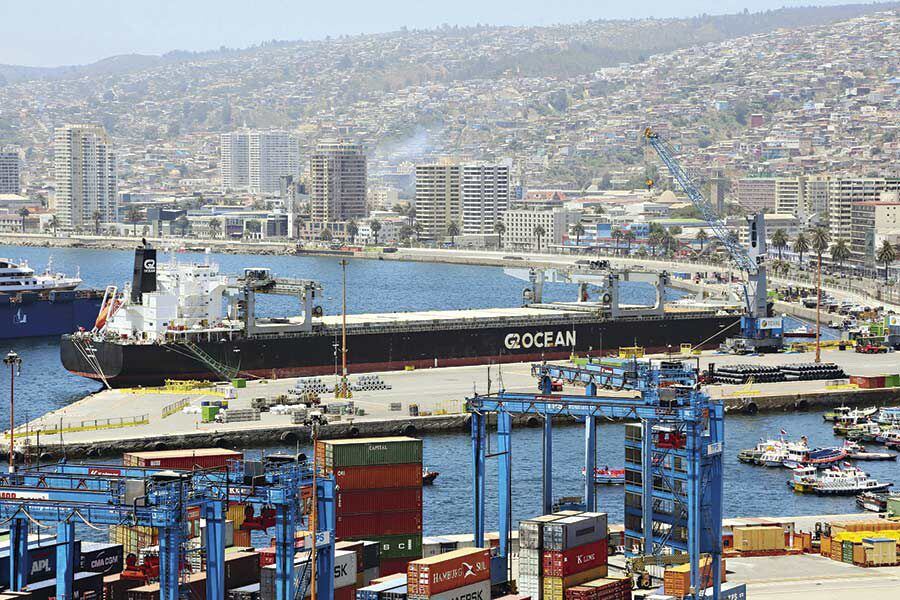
[3,351,22,474]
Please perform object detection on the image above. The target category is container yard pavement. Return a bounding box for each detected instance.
[14,347,900,451]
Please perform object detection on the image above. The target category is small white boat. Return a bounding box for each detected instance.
[790,464,892,496]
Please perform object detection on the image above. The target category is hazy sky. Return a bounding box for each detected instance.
[0,0,880,67]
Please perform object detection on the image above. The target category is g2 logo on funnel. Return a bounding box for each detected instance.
[143,259,156,272]
[504,330,575,350]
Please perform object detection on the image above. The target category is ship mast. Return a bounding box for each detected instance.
[337,259,350,398]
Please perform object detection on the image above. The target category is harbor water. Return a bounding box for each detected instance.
[0,245,894,535]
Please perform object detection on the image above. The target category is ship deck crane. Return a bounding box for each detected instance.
[643,128,783,353]
[468,357,724,600]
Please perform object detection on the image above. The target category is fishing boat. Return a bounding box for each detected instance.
[856,491,889,512]
[875,407,900,426]
[845,421,883,442]
[790,464,893,496]
[844,439,896,461]
[824,406,852,422]
[422,467,439,485]
[874,428,900,444]
[738,448,764,464]
[582,466,626,485]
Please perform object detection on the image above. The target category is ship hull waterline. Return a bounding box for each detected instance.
[61,314,738,387]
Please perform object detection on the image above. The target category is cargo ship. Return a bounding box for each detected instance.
[0,257,103,339]
[60,246,741,387]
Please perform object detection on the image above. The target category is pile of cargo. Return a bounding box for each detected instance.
[317,437,424,575]
[779,363,845,381]
[219,408,262,423]
[821,520,900,567]
[662,556,727,598]
[407,547,491,600]
[291,377,330,395]
[712,363,845,385]
[351,375,392,391]
[517,510,612,600]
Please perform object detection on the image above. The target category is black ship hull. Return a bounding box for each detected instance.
[60,313,737,387]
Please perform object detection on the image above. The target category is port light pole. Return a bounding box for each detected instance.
[336,259,350,398]
[4,350,22,474]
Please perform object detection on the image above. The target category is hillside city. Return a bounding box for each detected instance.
[0,6,899,278]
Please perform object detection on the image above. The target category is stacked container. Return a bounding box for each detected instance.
[407,547,491,600]
[519,514,563,600]
[123,448,243,470]
[317,437,423,574]
[565,576,631,600]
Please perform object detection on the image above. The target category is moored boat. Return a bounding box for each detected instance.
[582,466,626,485]
[789,464,892,496]
[856,491,889,512]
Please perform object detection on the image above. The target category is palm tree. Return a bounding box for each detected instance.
[398,224,414,246]
[406,207,416,227]
[810,226,830,363]
[126,206,141,237]
[370,219,382,245]
[174,215,191,236]
[572,223,585,248]
[319,228,333,242]
[446,222,459,246]
[533,224,546,252]
[412,221,423,242]
[792,233,809,267]
[830,239,850,271]
[209,218,222,239]
[347,220,359,245]
[877,240,896,282]
[48,215,59,237]
[771,228,788,261]
[695,229,708,253]
[92,210,102,235]
[17,207,29,233]
[648,230,666,256]
[493,221,506,247]
[612,228,623,256]
[623,230,636,256]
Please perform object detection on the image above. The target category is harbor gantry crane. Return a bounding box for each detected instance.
[643,128,783,353]
[468,356,724,600]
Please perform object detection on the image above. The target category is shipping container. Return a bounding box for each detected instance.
[103,574,143,600]
[0,539,83,586]
[228,582,261,600]
[361,541,382,569]
[317,438,422,468]
[663,557,724,598]
[357,579,408,600]
[333,464,422,490]
[732,526,783,552]
[382,585,407,600]
[123,448,243,470]
[370,573,408,586]
[338,512,422,538]
[407,548,491,597]
[543,515,607,552]
[224,552,261,589]
[260,548,357,599]
[127,571,207,600]
[356,534,423,560]
[519,515,566,550]
[26,572,103,600]
[79,542,123,576]
[337,488,424,515]
[335,585,357,600]
[543,540,607,577]
[415,579,491,600]
[337,541,367,573]
[542,566,607,600]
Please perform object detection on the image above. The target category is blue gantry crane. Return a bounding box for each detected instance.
[644,127,783,353]
[0,457,335,600]
[469,357,724,600]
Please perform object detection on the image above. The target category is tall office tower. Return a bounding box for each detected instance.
[415,162,461,240]
[0,151,21,194]
[309,140,367,223]
[221,130,299,194]
[461,163,510,235]
[54,125,117,229]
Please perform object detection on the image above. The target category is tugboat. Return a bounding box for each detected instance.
[783,444,847,469]
[789,464,892,496]
[582,466,626,485]
[856,491,890,513]
[422,467,439,485]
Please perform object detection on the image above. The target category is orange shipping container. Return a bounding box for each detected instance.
[407,548,491,596]
[332,463,421,490]
[123,448,242,470]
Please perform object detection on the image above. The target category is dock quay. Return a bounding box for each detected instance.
[13,347,900,459]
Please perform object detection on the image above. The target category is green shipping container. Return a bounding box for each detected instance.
[232,378,246,388]
[322,437,422,468]
[888,496,900,519]
[842,541,854,563]
[349,533,422,559]
[885,374,900,388]
[202,406,220,422]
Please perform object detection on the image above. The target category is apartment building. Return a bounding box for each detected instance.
[0,151,20,194]
[414,162,460,241]
[736,178,776,212]
[220,130,299,194]
[501,206,567,250]
[828,178,900,242]
[53,124,117,229]
[774,178,805,216]
[309,139,367,225]
[850,196,900,265]
[461,163,510,235]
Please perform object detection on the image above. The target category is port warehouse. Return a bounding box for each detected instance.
[2,436,900,600]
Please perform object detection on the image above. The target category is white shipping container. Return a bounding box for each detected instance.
[420,579,491,600]
[333,549,358,588]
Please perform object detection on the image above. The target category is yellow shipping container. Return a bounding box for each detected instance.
[542,566,608,600]
[227,502,247,530]
[732,526,783,552]
[833,530,900,544]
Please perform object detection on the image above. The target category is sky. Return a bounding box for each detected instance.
[0,0,883,67]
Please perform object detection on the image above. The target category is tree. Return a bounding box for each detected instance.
[877,240,896,282]
[126,206,141,236]
[370,219,382,245]
[792,233,809,266]
[695,229,708,252]
[446,222,459,246]
[612,228,623,256]
[347,220,359,245]
[648,229,667,256]
[17,208,29,233]
[493,221,506,247]
[413,221,423,241]
[533,224,546,252]
[209,218,222,239]
[623,230,636,256]
[398,224,414,246]
[811,227,829,259]
[830,239,850,271]
[48,215,59,237]
[174,215,191,236]
[771,228,788,261]
[572,223,585,248]
[92,210,102,235]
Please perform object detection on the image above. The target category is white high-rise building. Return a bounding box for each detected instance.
[220,130,299,194]
[53,125,117,230]
[461,163,510,235]
[310,139,367,224]
[0,151,21,194]
[415,162,461,241]
[828,177,900,242]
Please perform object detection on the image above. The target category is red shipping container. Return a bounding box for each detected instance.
[332,463,421,490]
[407,548,491,596]
[543,540,607,577]
[258,547,276,567]
[380,558,412,576]
[336,511,422,537]
[334,584,356,600]
[337,487,423,514]
[123,448,242,471]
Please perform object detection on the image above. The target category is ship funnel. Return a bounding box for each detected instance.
[131,244,157,302]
